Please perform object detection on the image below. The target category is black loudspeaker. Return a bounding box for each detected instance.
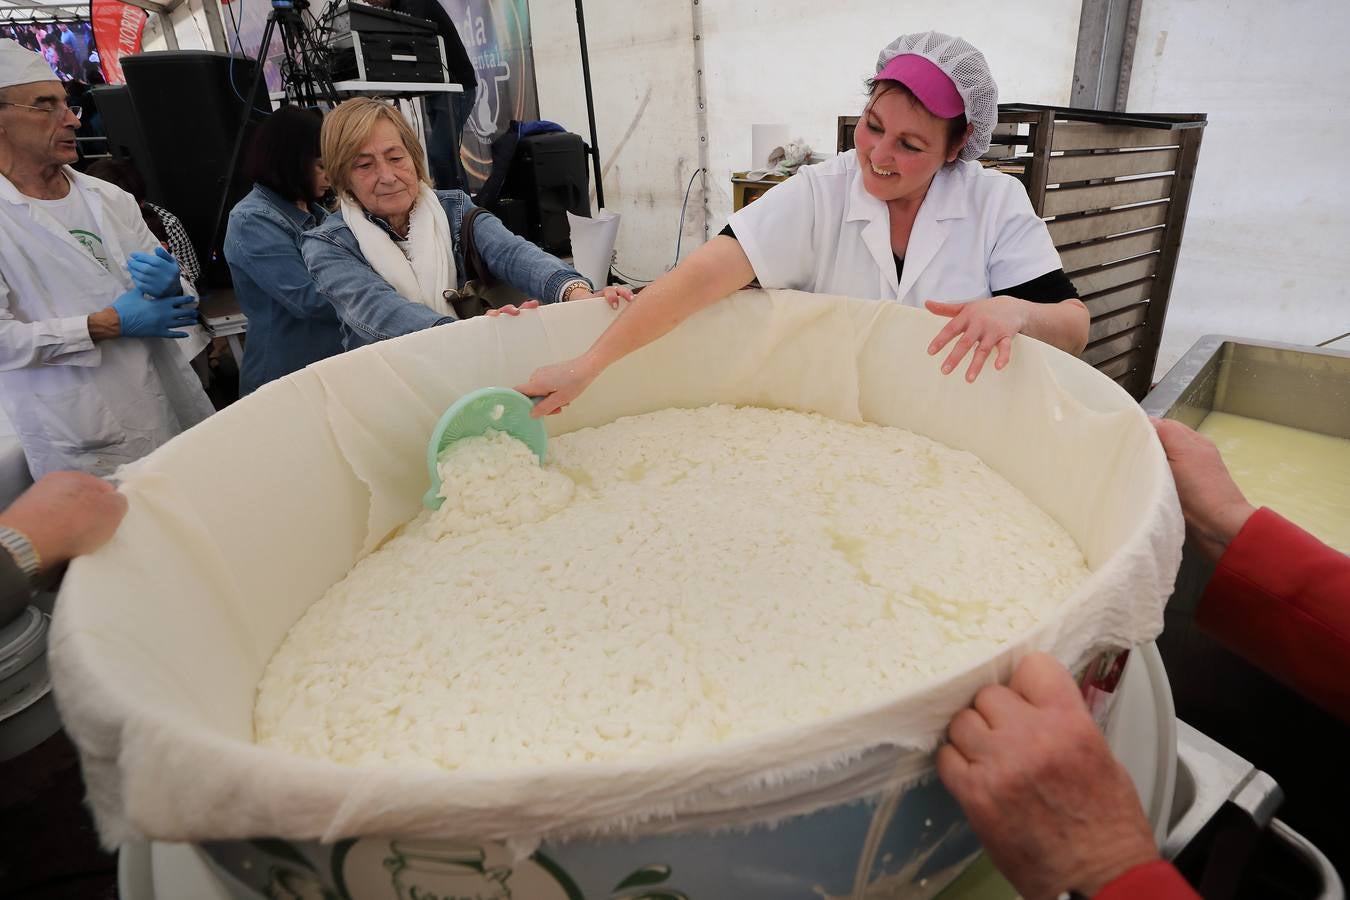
[121,51,270,283]
[89,85,166,201]
[500,132,590,254]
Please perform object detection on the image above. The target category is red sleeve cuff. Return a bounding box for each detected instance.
[1094,859,1199,900]
[1197,507,1350,721]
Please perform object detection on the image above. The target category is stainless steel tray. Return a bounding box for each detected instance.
[1142,334,1350,438]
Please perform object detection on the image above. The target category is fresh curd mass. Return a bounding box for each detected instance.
[254,405,1089,771]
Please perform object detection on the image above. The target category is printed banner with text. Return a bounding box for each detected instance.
[91,0,147,85]
[438,0,539,189]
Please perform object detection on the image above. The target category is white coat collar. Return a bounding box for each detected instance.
[843,155,974,302]
[842,156,973,224]
[0,165,123,279]
[0,164,113,212]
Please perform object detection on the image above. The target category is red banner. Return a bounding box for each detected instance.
[91,0,147,85]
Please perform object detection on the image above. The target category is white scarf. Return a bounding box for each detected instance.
[339,184,457,317]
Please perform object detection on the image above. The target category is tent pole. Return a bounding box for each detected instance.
[574,0,604,210]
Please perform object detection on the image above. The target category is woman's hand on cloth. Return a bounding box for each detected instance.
[486,283,635,318]
[572,285,635,309]
[1152,418,1256,561]
[924,296,1030,382]
[485,300,542,318]
[937,652,1161,900]
[515,355,600,417]
[127,246,183,298]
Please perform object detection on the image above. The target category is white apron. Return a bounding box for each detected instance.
[0,167,214,477]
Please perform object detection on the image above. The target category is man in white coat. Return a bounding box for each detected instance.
[0,39,213,478]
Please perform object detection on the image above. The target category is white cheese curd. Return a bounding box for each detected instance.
[254,406,1088,771]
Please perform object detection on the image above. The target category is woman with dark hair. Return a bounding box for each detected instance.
[224,105,342,396]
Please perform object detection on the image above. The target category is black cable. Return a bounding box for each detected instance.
[1316,330,1349,348]
[671,166,704,267]
[224,0,246,53]
[223,0,250,107]
[611,265,652,285]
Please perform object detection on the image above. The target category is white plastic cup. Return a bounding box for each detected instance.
[567,210,621,289]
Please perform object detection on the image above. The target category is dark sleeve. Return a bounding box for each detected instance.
[141,204,169,244]
[161,209,201,288]
[0,548,32,627]
[719,223,736,239]
[412,0,477,88]
[995,268,1079,303]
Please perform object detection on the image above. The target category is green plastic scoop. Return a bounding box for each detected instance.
[423,387,549,509]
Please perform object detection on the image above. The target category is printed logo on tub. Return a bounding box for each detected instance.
[319,838,689,900]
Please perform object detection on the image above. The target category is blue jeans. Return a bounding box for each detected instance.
[425,87,476,190]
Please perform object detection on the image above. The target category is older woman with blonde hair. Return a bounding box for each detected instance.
[302,98,629,349]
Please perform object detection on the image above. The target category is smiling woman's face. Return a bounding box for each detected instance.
[852,86,965,204]
[347,118,419,221]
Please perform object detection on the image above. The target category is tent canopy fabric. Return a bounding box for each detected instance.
[0,0,172,23]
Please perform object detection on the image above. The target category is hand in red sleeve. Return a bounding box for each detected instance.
[937,652,1161,900]
[1152,418,1256,561]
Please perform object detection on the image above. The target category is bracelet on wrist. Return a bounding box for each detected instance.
[0,526,42,581]
[559,280,591,303]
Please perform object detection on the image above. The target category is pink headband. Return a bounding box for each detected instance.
[875,54,965,119]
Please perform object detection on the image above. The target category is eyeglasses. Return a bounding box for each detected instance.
[0,102,82,120]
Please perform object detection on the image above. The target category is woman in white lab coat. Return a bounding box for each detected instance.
[518,31,1089,415]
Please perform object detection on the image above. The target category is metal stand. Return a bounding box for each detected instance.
[207,0,338,277]
[255,0,339,108]
[574,0,604,210]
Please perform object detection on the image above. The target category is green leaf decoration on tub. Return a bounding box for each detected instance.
[611,863,689,900]
[383,842,513,899]
[338,840,589,900]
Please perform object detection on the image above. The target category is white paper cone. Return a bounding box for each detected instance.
[567,210,621,289]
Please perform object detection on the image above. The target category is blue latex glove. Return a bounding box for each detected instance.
[127,246,182,298]
[111,288,197,339]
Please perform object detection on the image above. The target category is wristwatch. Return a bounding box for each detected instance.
[0,525,41,581]
[559,279,591,303]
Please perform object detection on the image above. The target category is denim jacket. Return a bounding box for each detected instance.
[224,185,344,395]
[300,190,590,350]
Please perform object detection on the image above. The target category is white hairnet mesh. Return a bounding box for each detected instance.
[875,31,999,162]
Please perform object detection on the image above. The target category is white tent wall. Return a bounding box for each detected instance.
[131,0,1350,360]
[141,0,217,52]
[1130,0,1350,372]
[698,3,1082,235]
[529,1,1085,279]
[531,0,703,283]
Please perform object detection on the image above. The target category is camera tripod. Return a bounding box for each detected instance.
[206,0,338,279]
[249,0,339,109]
